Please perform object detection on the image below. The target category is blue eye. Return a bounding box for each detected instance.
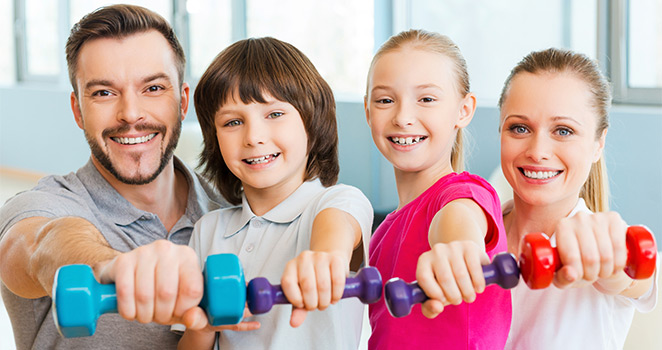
[225,119,241,127]
[268,112,284,119]
[556,127,573,136]
[509,124,528,134]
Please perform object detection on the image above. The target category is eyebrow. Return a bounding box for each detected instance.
[370,83,443,94]
[502,114,583,126]
[84,73,172,91]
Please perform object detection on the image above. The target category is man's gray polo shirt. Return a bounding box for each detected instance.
[0,156,225,350]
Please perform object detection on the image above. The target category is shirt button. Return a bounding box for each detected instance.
[251,220,262,228]
[246,244,255,252]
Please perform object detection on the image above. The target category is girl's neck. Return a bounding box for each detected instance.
[504,194,579,254]
[393,162,454,210]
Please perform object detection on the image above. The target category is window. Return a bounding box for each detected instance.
[0,0,13,84]
[611,0,662,105]
[20,0,60,81]
[403,0,597,105]
[186,0,232,78]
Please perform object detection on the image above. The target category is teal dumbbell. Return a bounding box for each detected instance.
[52,254,245,338]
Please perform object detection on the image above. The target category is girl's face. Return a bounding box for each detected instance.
[500,71,606,208]
[215,93,308,198]
[365,48,475,175]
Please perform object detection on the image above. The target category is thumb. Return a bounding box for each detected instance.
[182,306,209,330]
[289,307,308,328]
[553,265,578,289]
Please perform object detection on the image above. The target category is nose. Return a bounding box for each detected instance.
[117,92,144,125]
[392,101,415,128]
[243,119,266,147]
[525,133,551,162]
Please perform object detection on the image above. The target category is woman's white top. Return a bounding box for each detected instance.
[504,198,658,350]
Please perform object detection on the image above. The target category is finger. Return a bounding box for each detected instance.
[153,256,179,324]
[281,260,304,308]
[415,253,446,305]
[591,216,614,279]
[172,254,204,319]
[553,265,579,288]
[555,221,584,282]
[134,252,157,324]
[608,213,628,273]
[297,253,318,310]
[211,321,261,332]
[329,255,346,305]
[181,306,209,331]
[464,248,486,297]
[112,256,137,321]
[314,256,332,310]
[289,307,308,328]
[435,247,463,305]
[575,222,600,282]
[421,299,445,319]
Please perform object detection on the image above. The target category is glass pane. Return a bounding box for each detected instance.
[409,0,596,104]
[628,0,662,89]
[70,0,172,28]
[0,0,14,84]
[246,0,374,97]
[25,0,59,76]
[187,0,232,78]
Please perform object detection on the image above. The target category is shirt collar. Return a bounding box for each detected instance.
[224,179,326,238]
[78,156,220,227]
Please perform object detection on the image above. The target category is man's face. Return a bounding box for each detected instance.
[71,30,189,185]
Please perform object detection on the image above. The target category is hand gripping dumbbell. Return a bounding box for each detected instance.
[52,254,245,338]
[383,252,520,318]
[246,266,382,314]
[519,225,658,289]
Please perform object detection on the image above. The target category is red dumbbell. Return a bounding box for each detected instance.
[519,225,657,289]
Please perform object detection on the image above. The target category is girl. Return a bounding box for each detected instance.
[365,29,510,349]
[498,48,657,349]
[178,37,374,349]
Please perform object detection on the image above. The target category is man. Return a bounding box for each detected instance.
[0,5,226,349]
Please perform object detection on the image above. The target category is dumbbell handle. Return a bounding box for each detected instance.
[520,225,657,289]
[247,266,382,314]
[384,252,519,318]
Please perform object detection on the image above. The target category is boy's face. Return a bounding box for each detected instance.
[214,93,309,205]
[71,30,189,185]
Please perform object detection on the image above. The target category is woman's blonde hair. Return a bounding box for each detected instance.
[499,48,611,212]
[366,29,470,172]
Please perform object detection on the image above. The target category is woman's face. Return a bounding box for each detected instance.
[499,71,606,208]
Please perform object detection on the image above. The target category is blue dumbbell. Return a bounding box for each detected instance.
[52,253,245,338]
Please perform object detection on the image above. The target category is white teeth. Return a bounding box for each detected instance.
[113,133,156,145]
[391,136,423,145]
[246,153,279,165]
[523,169,560,179]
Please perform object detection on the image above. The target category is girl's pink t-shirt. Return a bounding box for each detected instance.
[368,172,511,350]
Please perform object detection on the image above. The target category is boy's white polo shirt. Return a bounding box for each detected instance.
[189,179,374,350]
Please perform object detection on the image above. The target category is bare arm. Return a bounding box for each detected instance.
[0,216,118,298]
[428,198,488,247]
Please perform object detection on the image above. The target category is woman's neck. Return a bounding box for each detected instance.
[393,163,454,210]
[504,195,579,254]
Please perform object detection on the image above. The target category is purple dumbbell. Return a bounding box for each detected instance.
[384,252,519,318]
[247,266,382,314]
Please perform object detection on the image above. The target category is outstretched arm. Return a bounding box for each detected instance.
[280,207,362,327]
[0,216,118,298]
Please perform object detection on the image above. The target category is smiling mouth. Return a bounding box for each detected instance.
[244,153,280,165]
[389,136,427,146]
[519,168,562,180]
[111,133,157,145]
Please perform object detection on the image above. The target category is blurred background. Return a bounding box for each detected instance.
[1,1,661,349]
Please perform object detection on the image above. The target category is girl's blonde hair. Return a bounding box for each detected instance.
[499,48,611,212]
[366,29,470,172]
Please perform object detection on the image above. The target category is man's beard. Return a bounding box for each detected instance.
[86,118,182,185]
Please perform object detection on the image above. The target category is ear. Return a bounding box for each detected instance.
[71,91,84,130]
[456,92,477,129]
[180,82,190,121]
[593,128,607,163]
[364,95,371,127]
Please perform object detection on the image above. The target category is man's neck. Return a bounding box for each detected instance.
[92,157,189,231]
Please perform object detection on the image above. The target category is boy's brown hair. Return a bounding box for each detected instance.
[195,37,339,204]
